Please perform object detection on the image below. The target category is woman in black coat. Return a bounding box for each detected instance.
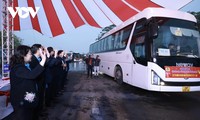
[9,45,46,120]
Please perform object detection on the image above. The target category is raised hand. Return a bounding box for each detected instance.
[39,48,46,66]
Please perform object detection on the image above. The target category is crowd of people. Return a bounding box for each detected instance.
[6,44,101,120]
[8,44,73,120]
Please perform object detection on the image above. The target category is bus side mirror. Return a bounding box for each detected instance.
[146,18,159,39]
[148,21,158,39]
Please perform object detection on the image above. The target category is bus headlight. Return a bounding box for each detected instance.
[160,81,165,86]
[151,71,160,85]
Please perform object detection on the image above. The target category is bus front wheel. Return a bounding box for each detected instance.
[115,67,123,85]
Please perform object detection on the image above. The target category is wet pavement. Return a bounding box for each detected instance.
[68,61,86,72]
[39,62,200,120]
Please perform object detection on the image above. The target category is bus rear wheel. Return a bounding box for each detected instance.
[115,67,123,85]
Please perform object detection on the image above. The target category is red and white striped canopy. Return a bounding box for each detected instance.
[12,0,192,37]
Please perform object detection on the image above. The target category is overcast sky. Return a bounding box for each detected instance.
[1,0,200,53]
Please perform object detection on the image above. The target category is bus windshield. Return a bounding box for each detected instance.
[152,18,200,58]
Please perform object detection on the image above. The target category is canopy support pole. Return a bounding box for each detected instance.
[1,0,14,78]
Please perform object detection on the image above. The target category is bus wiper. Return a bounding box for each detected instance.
[177,52,198,58]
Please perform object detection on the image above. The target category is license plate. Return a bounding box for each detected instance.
[182,86,190,92]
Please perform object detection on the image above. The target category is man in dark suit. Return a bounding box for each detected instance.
[30,44,45,120]
[56,50,66,92]
[44,47,57,106]
[65,54,73,80]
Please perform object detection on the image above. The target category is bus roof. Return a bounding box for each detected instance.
[101,7,197,39]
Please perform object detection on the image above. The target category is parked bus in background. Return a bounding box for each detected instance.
[89,8,200,92]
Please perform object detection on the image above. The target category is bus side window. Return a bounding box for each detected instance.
[107,36,112,51]
[111,35,115,50]
[114,32,120,49]
[134,36,145,58]
[104,38,108,51]
[121,26,132,48]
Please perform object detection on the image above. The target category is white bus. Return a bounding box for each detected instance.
[89,8,200,92]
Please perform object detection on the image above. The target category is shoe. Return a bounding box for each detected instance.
[61,89,66,92]
[46,102,52,107]
[39,112,48,117]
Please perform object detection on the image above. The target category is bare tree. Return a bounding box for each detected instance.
[189,11,200,32]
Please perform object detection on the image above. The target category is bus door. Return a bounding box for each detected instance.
[130,18,149,89]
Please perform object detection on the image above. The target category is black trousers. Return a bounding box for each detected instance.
[51,78,57,98]
[45,83,53,106]
[66,69,69,79]
[87,65,93,77]
[33,81,45,120]
[11,106,34,120]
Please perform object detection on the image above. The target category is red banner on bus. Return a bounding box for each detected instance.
[165,66,200,78]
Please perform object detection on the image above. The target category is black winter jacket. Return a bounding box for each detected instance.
[10,64,44,108]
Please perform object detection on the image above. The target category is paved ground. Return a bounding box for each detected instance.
[39,71,200,120]
[2,62,200,120]
[0,96,13,119]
